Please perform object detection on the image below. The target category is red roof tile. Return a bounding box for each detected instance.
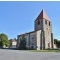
[35,10,50,21]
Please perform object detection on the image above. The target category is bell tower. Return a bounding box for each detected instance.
[34,10,50,31]
[34,10,54,49]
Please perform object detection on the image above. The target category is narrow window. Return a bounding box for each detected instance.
[49,21,50,26]
[38,21,40,25]
[32,37,34,40]
[32,43,34,45]
[45,20,47,24]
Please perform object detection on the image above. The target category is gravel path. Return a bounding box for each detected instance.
[0,49,60,60]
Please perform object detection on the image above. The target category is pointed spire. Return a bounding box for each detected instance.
[35,10,50,21]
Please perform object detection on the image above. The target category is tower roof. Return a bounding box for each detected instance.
[35,10,50,21]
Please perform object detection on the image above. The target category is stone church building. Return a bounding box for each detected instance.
[17,10,54,50]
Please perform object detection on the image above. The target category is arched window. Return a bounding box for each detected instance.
[49,21,50,26]
[38,20,40,25]
[45,20,47,24]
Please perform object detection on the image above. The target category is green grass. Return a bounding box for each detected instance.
[24,50,60,52]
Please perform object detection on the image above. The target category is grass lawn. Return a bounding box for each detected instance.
[25,50,60,52]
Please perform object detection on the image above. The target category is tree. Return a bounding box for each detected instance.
[57,40,60,48]
[54,39,58,44]
[0,33,9,47]
[54,39,60,48]
[19,35,26,50]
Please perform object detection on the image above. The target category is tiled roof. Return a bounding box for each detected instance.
[35,10,50,21]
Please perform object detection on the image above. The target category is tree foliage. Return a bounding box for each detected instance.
[19,35,26,50]
[0,33,9,47]
[54,39,60,48]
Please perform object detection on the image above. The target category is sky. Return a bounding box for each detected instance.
[0,1,60,40]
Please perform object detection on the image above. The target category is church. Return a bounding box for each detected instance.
[17,10,54,50]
